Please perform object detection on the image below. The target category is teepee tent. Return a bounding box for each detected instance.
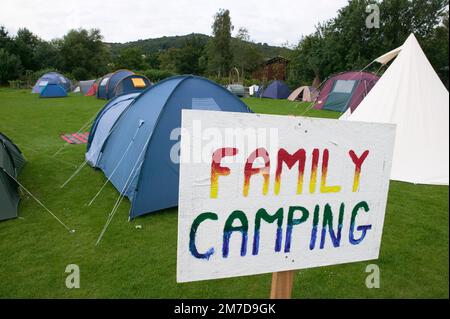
[342,34,449,185]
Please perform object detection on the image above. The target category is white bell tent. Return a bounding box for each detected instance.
[341,34,449,185]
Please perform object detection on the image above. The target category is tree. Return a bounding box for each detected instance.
[288,0,449,86]
[58,28,111,78]
[174,36,206,74]
[115,47,147,70]
[14,28,40,71]
[33,40,63,70]
[0,26,14,52]
[145,52,161,69]
[158,47,180,73]
[0,48,23,84]
[232,27,263,79]
[208,9,234,77]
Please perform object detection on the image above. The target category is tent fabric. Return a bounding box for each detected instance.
[314,71,379,113]
[113,74,152,98]
[261,80,291,99]
[94,75,251,219]
[39,84,68,98]
[287,86,319,102]
[249,84,260,96]
[374,46,403,65]
[32,72,71,94]
[342,33,449,185]
[0,133,26,221]
[79,80,96,95]
[86,81,98,96]
[226,84,245,97]
[96,73,113,99]
[86,92,140,167]
[105,70,135,100]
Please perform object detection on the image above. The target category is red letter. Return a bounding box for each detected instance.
[309,148,319,193]
[243,148,270,197]
[349,150,369,192]
[210,148,238,198]
[275,148,306,195]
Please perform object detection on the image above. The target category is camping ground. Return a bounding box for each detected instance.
[0,88,448,298]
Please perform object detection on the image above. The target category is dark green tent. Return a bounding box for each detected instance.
[0,133,26,221]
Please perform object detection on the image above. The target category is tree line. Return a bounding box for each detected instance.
[288,0,449,87]
[0,0,449,87]
[0,8,264,86]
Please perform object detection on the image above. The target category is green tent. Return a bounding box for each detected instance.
[0,133,26,221]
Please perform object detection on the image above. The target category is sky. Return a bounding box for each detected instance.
[0,0,349,46]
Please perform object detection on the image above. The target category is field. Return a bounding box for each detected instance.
[0,89,448,298]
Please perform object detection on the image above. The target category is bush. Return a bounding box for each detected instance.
[8,80,23,89]
[207,76,228,86]
[72,67,89,81]
[0,49,23,85]
[142,69,176,83]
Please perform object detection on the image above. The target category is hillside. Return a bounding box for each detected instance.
[107,33,292,59]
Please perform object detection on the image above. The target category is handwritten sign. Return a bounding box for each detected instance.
[177,110,395,283]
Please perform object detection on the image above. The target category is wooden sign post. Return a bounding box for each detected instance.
[176,110,395,293]
[270,271,295,299]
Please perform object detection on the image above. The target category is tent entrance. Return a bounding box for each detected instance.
[323,79,359,112]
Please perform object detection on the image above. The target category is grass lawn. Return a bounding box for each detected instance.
[0,89,448,298]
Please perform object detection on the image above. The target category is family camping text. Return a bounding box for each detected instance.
[189,147,372,260]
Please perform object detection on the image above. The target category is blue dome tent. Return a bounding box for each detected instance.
[32,72,71,94]
[261,80,291,99]
[113,74,152,98]
[93,75,251,219]
[97,70,135,100]
[96,73,112,99]
[86,92,140,166]
[39,83,68,98]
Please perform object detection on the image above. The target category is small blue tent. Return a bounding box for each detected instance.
[94,75,251,219]
[32,72,71,94]
[39,83,68,98]
[86,92,140,166]
[261,80,291,99]
[113,74,152,98]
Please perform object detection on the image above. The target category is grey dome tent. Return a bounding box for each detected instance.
[79,80,96,95]
[0,133,26,221]
[288,86,319,102]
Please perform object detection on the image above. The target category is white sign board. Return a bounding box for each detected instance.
[177,110,396,283]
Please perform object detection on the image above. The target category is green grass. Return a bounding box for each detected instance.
[0,89,448,298]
